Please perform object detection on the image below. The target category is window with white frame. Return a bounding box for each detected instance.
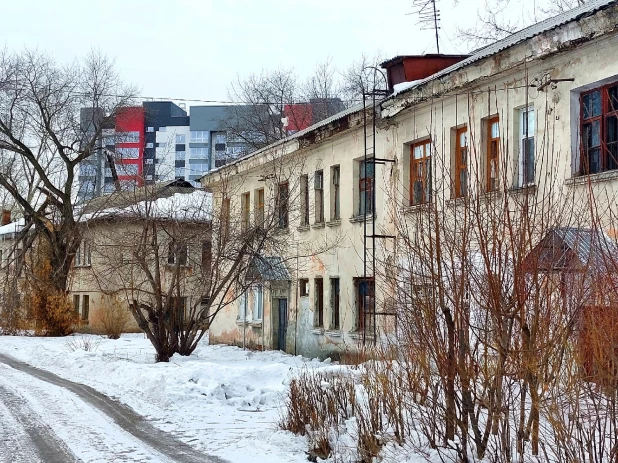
[116,147,139,159]
[252,285,263,320]
[147,127,154,132]
[190,131,209,143]
[518,107,535,187]
[238,291,247,320]
[117,131,140,143]
[190,147,209,159]
[176,151,186,160]
[117,163,139,176]
[176,134,186,144]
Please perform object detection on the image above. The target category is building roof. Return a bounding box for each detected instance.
[81,179,195,215]
[386,0,617,100]
[203,0,617,181]
[248,256,291,281]
[531,227,618,272]
[0,218,25,238]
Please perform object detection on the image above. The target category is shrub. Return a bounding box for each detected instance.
[93,297,130,339]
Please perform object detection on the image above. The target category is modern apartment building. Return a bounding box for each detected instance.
[142,101,190,185]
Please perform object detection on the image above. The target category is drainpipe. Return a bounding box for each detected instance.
[294,243,299,356]
[242,291,247,350]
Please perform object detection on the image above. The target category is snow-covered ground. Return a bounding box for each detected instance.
[0,334,330,463]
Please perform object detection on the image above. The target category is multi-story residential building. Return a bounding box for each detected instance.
[0,180,209,334]
[188,105,252,176]
[202,0,618,359]
[143,101,191,185]
[78,103,255,194]
[78,106,146,200]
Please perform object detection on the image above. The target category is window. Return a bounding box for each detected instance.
[579,83,618,175]
[299,278,309,297]
[117,163,139,176]
[117,131,140,143]
[190,147,209,158]
[82,295,90,321]
[277,182,289,229]
[355,278,375,332]
[146,143,154,149]
[190,131,209,143]
[168,240,188,266]
[241,192,250,232]
[145,158,154,164]
[330,278,340,330]
[74,241,91,267]
[159,127,167,132]
[252,285,263,320]
[215,143,226,151]
[255,189,265,227]
[147,127,154,133]
[73,294,80,315]
[359,160,375,214]
[175,167,185,178]
[300,175,309,226]
[486,117,500,191]
[331,166,340,220]
[518,108,535,186]
[176,134,186,144]
[172,296,187,325]
[454,127,468,198]
[315,278,324,327]
[410,140,431,205]
[116,147,140,159]
[314,170,324,223]
[175,151,186,160]
[238,291,247,321]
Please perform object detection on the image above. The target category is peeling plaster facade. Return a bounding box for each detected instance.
[204,1,618,359]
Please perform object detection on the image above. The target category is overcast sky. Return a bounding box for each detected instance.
[1,0,523,105]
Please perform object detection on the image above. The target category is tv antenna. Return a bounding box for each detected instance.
[410,0,441,54]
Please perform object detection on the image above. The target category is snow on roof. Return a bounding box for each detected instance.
[82,190,212,223]
[386,0,617,101]
[0,218,25,237]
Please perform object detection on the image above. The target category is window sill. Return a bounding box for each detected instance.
[297,224,310,232]
[312,222,325,229]
[250,320,263,328]
[402,203,432,214]
[349,213,375,224]
[566,170,618,186]
[311,328,324,335]
[326,219,341,227]
[508,184,537,195]
[236,319,249,326]
[325,330,342,337]
[299,294,309,298]
[445,196,468,207]
[480,190,502,202]
[274,227,289,235]
[73,265,92,269]
[348,330,375,341]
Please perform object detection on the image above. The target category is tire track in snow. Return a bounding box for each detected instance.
[0,353,227,463]
[0,382,79,463]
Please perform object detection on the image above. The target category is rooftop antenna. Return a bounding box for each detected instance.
[410,0,441,54]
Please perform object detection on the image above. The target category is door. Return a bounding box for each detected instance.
[278,299,288,351]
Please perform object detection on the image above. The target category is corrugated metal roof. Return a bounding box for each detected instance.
[554,227,618,270]
[250,256,291,281]
[386,0,617,101]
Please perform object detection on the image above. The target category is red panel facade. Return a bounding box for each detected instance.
[115,106,145,187]
[284,104,313,134]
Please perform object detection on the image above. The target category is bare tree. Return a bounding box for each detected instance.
[0,49,135,334]
[456,0,587,49]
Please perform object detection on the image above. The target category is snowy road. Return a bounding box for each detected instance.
[0,353,226,463]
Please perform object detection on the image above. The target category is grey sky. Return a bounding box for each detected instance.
[1,1,521,104]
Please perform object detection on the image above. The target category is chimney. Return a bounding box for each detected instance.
[1,210,11,226]
[380,54,470,94]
